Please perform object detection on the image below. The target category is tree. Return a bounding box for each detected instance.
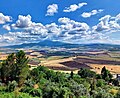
[59,87,74,98]
[90,78,96,95]
[0,50,29,87]
[0,53,16,83]
[78,68,96,78]
[7,80,18,92]
[113,79,119,86]
[70,81,89,97]
[101,66,106,75]
[96,79,105,87]
[101,66,112,81]
[30,66,47,83]
[70,71,73,79]
[96,74,102,79]
[16,50,29,86]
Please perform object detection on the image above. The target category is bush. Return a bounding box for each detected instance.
[7,81,18,92]
[109,89,118,95]
[92,88,114,98]
[0,92,39,98]
[96,79,105,87]
[29,89,42,97]
[0,86,6,92]
[78,68,96,78]
[70,81,90,97]
[24,79,35,87]
[115,90,120,98]
[96,74,102,79]
[113,79,119,86]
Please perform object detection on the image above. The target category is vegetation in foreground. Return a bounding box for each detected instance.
[0,50,120,98]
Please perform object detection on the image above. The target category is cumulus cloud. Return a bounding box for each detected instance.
[58,17,71,24]
[81,9,103,18]
[12,15,32,28]
[1,13,120,46]
[1,15,108,45]
[93,15,111,31]
[45,17,90,41]
[0,15,92,45]
[3,24,11,31]
[0,32,18,46]
[93,14,120,32]
[0,13,12,24]
[58,17,89,31]
[2,15,49,45]
[56,17,92,42]
[46,4,58,16]
[63,2,87,12]
[93,21,109,32]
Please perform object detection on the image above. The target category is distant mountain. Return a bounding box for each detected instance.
[83,43,120,49]
[3,40,120,51]
[79,43,120,51]
[4,40,78,48]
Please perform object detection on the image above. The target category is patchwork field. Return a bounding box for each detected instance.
[1,49,120,74]
[39,55,120,74]
[74,57,120,74]
[89,64,120,74]
[39,51,120,74]
[0,54,8,61]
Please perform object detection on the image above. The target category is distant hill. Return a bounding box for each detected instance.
[4,40,78,48]
[3,40,120,51]
[82,43,120,51]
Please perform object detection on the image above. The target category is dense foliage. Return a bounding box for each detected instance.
[0,51,120,98]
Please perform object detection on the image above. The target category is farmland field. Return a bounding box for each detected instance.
[1,47,120,74]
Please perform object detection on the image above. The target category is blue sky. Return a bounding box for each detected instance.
[0,0,120,46]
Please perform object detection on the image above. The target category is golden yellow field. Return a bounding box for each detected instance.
[41,56,120,74]
[1,50,120,74]
[0,54,8,60]
[89,64,120,74]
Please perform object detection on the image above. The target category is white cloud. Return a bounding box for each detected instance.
[58,17,71,24]
[93,14,120,32]
[46,23,61,34]
[114,13,120,25]
[1,13,120,46]
[99,15,110,25]
[94,15,111,31]
[46,4,58,16]
[3,24,11,31]
[81,9,103,18]
[0,13,12,24]
[93,21,109,32]
[12,15,32,28]
[63,2,87,12]
[0,16,92,46]
[58,17,89,31]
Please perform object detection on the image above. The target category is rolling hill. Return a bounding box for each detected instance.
[3,40,120,51]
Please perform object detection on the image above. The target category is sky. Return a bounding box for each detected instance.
[0,0,120,46]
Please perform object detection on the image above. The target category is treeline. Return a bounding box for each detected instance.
[0,51,120,98]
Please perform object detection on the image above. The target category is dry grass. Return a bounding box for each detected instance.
[41,57,74,67]
[74,56,120,74]
[41,57,78,71]
[89,64,120,74]
[1,50,120,74]
[86,51,106,54]
[0,54,8,60]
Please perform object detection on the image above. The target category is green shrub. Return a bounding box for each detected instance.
[96,79,105,87]
[7,81,18,92]
[78,68,96,78]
